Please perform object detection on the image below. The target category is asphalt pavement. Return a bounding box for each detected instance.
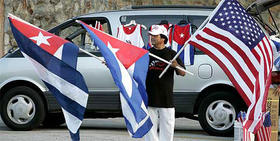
[0,117,233,141]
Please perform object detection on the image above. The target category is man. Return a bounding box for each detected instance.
[145,25,185,141]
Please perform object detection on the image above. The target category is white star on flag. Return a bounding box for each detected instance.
[180,33,184,38]
[107,42,119,55]
[30,32,52,46]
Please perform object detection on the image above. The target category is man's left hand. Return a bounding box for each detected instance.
[170,60,179,68]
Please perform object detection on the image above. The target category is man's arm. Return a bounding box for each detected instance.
[171,60,186,76]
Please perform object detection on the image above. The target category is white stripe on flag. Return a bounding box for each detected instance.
[53,44,64,60]
[172,41,178,52]
[120,94,149,133]
[23,53,88,107]
[127,64,139,88]
[127,63,135,78]
[108,42,133,98]
[62,108,82,133]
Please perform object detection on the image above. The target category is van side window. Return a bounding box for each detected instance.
[187,16,207,54]
[57,18,111,57]
[58,22,84,46]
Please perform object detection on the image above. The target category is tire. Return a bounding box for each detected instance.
[198,91,242,136]
[42,113,65,127]
[0,86,46,130]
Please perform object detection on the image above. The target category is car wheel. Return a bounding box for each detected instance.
[198,91,240,136]
[0,86,46,130]
[42,113,65,127]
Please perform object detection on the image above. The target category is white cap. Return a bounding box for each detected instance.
[148,25,168,39]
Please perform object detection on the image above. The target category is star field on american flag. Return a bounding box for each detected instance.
[210,0,265,49]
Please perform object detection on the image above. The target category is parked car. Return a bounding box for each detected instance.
[0,2,278,136]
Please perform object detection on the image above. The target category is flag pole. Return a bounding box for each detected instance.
[149,53,193,75]
[80,47,193,75]
[158,0,225,78]
[79,47,105,63]
[80,45,192,75]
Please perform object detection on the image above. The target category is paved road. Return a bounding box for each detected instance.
[0,117,233,141]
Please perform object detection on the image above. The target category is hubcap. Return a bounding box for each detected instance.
[206,100,236,131]
[7,95,35,124]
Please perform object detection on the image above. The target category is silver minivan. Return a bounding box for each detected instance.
[0,2,278,136]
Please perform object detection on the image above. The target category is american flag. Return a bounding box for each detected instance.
[243,128,253,141]
[237,111,246,123]
[270,37,280,70]
[256,112,271,141]
[237,111,253,141]
[189,0,273,134]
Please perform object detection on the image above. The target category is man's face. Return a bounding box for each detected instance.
[151,34,164,48]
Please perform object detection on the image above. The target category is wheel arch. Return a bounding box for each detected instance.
[193,84,247,114]
[0,80,48,112]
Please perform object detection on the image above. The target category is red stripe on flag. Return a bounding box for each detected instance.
[197,31,254,93]
[252,48,261,64]
[189,39,251,105]
[244,38,272,133]
[204,27,258,77]
[262,40,271,71]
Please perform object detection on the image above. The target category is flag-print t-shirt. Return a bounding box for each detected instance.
[146,47,185,108]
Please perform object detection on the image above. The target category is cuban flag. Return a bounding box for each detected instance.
[171,24,194,65]
[76,20,152,138]
[270,36,280,70]
[9,14,88,141]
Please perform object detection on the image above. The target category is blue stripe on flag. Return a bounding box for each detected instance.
[272,40,280,52]
[70,130,80,141]
[44,82,86,120]
[62,43,79,69]
[189,45,194,65]
[132,53,149,106]
[275,57,280,69]
[123,116,153,138]
[177,44,185,64]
